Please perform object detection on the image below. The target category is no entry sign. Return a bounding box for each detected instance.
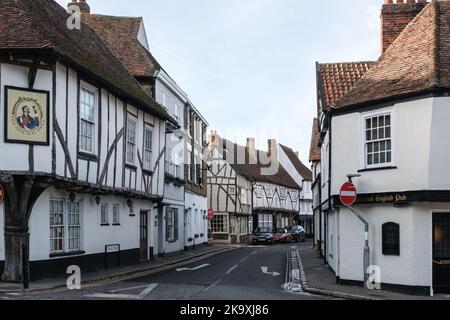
[208,209,214,220]
[340,182,357,206]
[0,184,4,204]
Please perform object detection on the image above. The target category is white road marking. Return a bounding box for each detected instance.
[261,266,281,277]
[225,265,239,275]
[176,264,210,272]
[86,283,158,300]
[110,283,157,293]
[5,292,21,296]
[240,257,248,263]
[250,251,258,255]
[202,279,222,292]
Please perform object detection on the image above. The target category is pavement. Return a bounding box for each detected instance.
[0,242,332,300]
[296,242,443,300]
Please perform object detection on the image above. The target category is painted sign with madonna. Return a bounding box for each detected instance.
[4,86,50,145]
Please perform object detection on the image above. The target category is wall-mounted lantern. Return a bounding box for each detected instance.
[69,192,76,202]
[95,195,101,205]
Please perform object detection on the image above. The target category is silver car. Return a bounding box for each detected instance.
[289,226,306,242]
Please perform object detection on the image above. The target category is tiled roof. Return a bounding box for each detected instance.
[279,145,312,181]
[317,62,375,110]
[309,118,320,162]
[82,14,161,78]
[0,0,175,124]
[221,139,301,190]
[337,2,450,109]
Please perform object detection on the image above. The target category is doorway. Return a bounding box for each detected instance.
[433,212,450,293]
[140,211,149,262]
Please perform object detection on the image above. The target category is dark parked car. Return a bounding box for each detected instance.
[273,227,292,243]
[290,226,306,242]
[252,227,274,245]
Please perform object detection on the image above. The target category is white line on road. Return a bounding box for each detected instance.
[202,279,222,292]
[110,283,157,293]
[225,265,239,275]
[261,266,281,277]
[176,264,210,272]
[240,257,248,263]
[86,283,158,300]
[250,251,258,255]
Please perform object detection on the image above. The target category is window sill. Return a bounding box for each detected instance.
[101,223,110,227]
[142,169,154,175]
[50,250,85,258]
[358,166,397,173]
[125,163,138,170]
[78,151,98,162]
[113,223,121,226]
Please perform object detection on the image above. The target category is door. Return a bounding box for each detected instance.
[433,213,450,293]
[140,211,149,262]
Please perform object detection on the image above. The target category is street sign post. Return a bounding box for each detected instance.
[339,182,357,206]
[207,209,214,220]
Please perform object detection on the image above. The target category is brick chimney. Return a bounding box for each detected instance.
[68,0,90,14]
[381,0,428,53]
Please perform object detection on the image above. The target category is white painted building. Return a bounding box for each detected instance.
[83,6,209,255]
[311,0,450,295]
[0,0,176,281]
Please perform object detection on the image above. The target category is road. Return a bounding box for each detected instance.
[0,241,330,300]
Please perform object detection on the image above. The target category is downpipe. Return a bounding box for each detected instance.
[347,206,370,288]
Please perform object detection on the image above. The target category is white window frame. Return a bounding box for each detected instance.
[229,185,236,195]
[174,102,181,124]
[160,89,170,110]
[266,186,274,198]
[126,114,137,166]
[211,213,228,234]
[166,208,177,242]
[279,187,287,200]
[79,85,98,155]
[240,187,248,204]
[361,108,394,169]
[50,198,83,254]
[143,124,153,171]
[101,203,109,225]
[258,213,273,230]
[113,204,120,225]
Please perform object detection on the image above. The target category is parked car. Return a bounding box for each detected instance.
[252,227,274,245]
[273,227,292,243]
[289,225,306,242]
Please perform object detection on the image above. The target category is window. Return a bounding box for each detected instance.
[266,186,274,198]
[126,115,137,165]
[113,204,120,225]
[365,113,392,167]
[144,125,153,170]
[79,87,96,153]
[255,185,263,198]
[166,208,178,242]
[67,201,81,251]
[281,216,289,228]
[229,186,236,195]
[174,102,181,124]
[50,199,82,254]
[280,187,287,200]
[258,213,273,229]
[291,191,298,200]
[160,90,169,110]
[211,214,228,233]
[101,203,109,225]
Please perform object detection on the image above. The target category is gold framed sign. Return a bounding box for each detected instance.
[4,86,50,145]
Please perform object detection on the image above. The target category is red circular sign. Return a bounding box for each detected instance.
[340,182,357,206]
[0,184,4,204]
[207,209,214,220]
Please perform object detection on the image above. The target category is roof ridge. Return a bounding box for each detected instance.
[430,0,441,89]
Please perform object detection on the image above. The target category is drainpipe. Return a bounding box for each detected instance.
[347,206,370,287]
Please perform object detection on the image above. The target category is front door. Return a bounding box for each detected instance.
[433,213,450,293]
[140,211,149,262]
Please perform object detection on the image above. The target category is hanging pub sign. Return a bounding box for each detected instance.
[4,86,50,146]
[0,184,4,204]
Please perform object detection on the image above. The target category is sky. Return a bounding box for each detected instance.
[57,0,383,164]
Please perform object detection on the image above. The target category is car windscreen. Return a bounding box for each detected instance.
[256,228,272,233]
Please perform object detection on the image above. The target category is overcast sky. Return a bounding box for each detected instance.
[57,0,382,163]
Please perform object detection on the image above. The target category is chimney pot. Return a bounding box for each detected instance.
[69,0,90,14]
